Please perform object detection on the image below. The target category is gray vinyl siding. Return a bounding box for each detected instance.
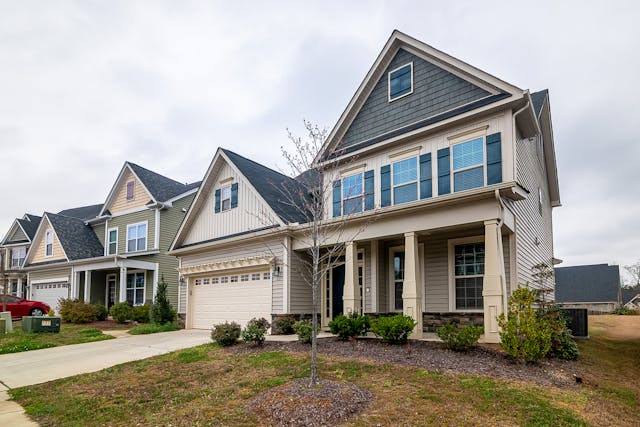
[289,251,312,313]
[179,237,284,315]
[8,226,27,242]
[340,48,491,149]
[93,223,105,246]
[506,132,555,291]
[89,270,106,305]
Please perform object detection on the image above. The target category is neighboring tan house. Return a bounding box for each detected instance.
[0,214,41,297]
[554,264,622,313]
[170,31,560,343]
[20,162,199,312]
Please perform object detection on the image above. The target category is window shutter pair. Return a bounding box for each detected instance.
[332,181,341,217]
[437,148,451,195]
[332,171,375,217]
[485,132,502,185]
[214,183,239,212]
[419,153,432,199]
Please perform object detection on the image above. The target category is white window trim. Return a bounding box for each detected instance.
[451,136,487,192]
[126,221,148,253]
[126,180,135,201]
[11,246,26,268]
[45,230,54,257]
[107,227,118,255]
[220,184,232,212]
[125,270,146,306]
[448,235,485,313]
[388,62,414,102]
[391,156,419,205]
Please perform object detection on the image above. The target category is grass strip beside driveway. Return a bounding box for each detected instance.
[0,323,114,354]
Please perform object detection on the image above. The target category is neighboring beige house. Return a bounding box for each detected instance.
[19,162,199,313]
[170,31,560,343]
[0,214,41,297]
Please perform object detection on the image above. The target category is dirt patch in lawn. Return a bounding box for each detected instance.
[589,315,640,340]
[227,338,577,388]
[248,378,372,426]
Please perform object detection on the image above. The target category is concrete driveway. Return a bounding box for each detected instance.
[0,329,211,389]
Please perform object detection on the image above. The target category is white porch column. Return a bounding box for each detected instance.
[370,240,378,313]
[119,267,127,303]
[342,241,360,314]
[17,278,23,298]
[403,232,423,338]
[72,270,82,299]
[84,270,92,303]
[482,219,505,343]
[152,263,159,301]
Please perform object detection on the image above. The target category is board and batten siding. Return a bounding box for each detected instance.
[181,160,279,247]
[30,217,66,264]
[323,112,513,219]
[505,132,555,290]
[179,237,284,315]
[107,209,157,254]
[108,170,152,214]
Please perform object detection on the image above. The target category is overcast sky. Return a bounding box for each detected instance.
[1,1,639,278]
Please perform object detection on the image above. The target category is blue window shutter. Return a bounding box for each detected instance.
[230,183,239,209]
[419,153,432,199]
[437,148,451,195]
[332,180,341,217]
[364,170,374,210]
[486,132,502,185]
[214,189,221,213]
[380,165,391,207]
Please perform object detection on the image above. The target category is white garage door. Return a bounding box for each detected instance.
[31,282,70,311]
[189,271,271,330]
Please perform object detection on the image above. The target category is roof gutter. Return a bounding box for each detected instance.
[23,255,122,271]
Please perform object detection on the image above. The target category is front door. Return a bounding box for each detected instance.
[106,274,117,309]
[331,264,345,317]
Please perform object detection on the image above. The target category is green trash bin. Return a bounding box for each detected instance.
[22,316,61,333]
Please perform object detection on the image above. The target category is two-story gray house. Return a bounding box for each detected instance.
[170,31,560,343]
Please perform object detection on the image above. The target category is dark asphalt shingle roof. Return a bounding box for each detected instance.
[531,89,548,118]
[46,212,104,261]
[554,264,621,303]
[57,204,104,221]
[128,162,199,203]
[16,214,41,241]
[221,149,311,223]
[622,288,639,305]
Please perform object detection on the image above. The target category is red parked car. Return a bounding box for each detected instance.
[1,295,51,319]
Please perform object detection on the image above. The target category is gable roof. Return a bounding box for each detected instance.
[221,149,311,223]
[555,264,621,303]
[317,30,526,163]
[16,214,41,240]
[57,204,103,221]
[44,212,104,261]
[531,89,548,118]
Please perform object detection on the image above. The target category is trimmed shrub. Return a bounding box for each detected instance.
[93,304,108,321]
[293,319,316,344]
[110,302,133,324]
[211,322,241,346]
[272,316,296,335]
[59,299,98,323]
[540,306,579,360]
[436,322,483,352]
[132,304,151,323]
[241,317,271,345]
[371,314,416,344]
[150,276,177,324]
[498,286,552,363]
[328,312,371,340]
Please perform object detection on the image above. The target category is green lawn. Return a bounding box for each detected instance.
[129,322,180,335]
[0,322,115,354]
[8,316,640,426]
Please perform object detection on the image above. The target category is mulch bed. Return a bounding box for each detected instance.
[227,337,578,388]
[247,378,372,427]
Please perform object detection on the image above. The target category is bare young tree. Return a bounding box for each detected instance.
[272,120,372,386]
[623,260,640,290]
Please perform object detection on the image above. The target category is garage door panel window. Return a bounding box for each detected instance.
[126,272,145,306]
[230,276,238,283]
[220,276,228,284]
[263,272,271,280]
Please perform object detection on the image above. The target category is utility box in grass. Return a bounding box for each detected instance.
[22,316,61,333]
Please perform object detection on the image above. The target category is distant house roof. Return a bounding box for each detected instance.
[221,149,311,223]
[45,212,104,261]
[128,162,199,203]
[57,204,104,221]
[16,214,41,241]
[555,264,621,303]
[531,89,548,118]
[622,288,639,305]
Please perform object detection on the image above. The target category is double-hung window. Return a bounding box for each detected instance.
[107,228,118,255]
[45,230,54,257]
[388,63,413,102]
[453,243,484,310]
[392,157,418,204]
[126,272,145,306]
[126,223,147,252]
[342,172,364,214]
[11,247,26,267]
[452,137,484,192]
[220,185,232,212]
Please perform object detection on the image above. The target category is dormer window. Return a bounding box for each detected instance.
[45,230,54,257]
[126,180,135,201]
[220,185,232,211]
[388,62,413,102]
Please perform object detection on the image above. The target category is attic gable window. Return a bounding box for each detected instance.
[388,62,413,102]
[45,230,54,257]
[126,180,135,201]
[221,185,232,211]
